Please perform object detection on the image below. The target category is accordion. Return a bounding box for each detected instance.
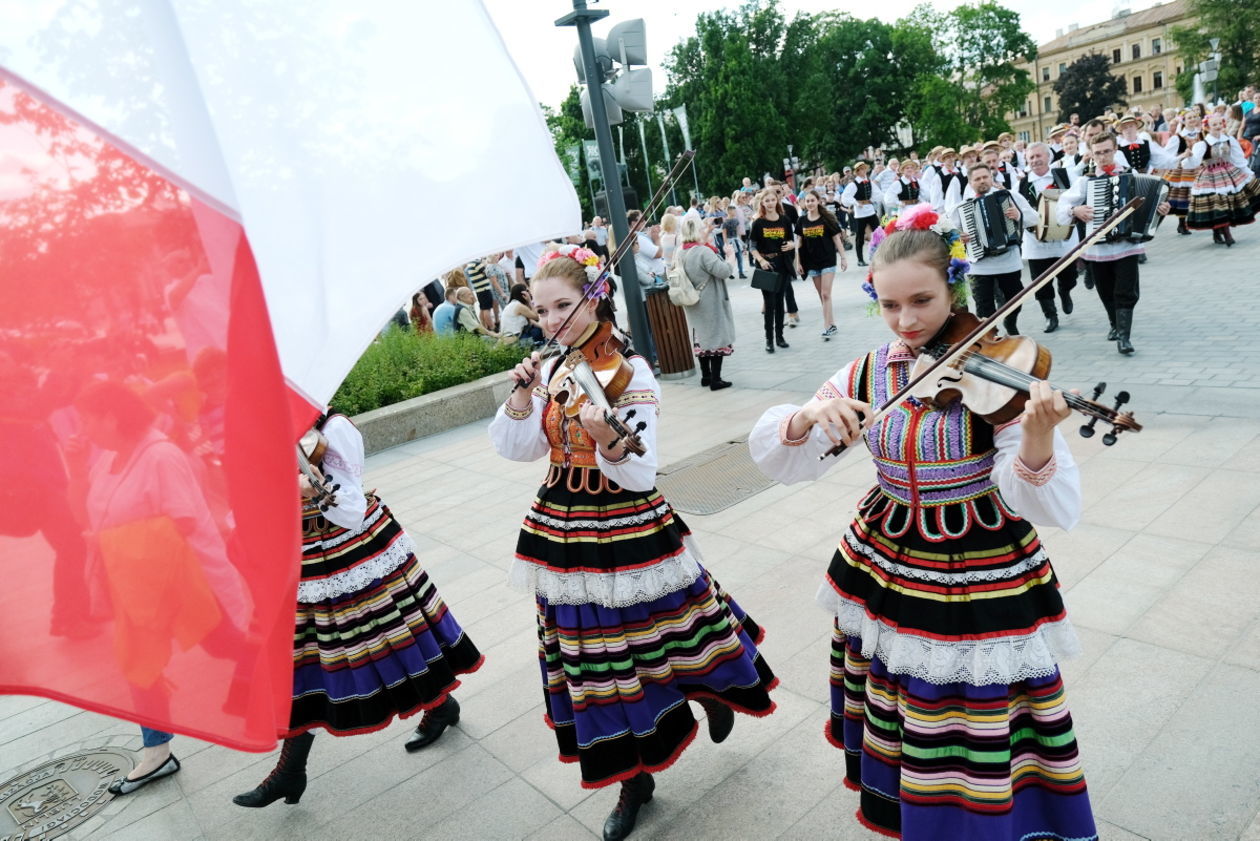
[1085,173,1169,243]
[959,190,1022,261]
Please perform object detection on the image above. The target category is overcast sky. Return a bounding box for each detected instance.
[482,0,1168,108]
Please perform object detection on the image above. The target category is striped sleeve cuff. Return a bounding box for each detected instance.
[503,401,534,421]
[1013,454,1057,486]
[780,413,811,447]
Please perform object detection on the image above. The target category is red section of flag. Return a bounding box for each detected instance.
[0,71,298,751]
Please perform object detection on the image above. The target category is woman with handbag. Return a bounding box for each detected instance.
[749,189,795,353]
[677,216,736,390]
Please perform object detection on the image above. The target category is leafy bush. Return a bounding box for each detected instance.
[331,328,527,416]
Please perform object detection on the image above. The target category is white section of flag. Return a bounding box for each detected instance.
[2,0,580,409]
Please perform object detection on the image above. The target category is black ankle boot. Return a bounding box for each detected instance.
[1115,308,1135,355]
[775,335,789,349]
[1060,287,1073,314]
[1223,228,1236,247]
[405,696,460,752]
[603,773,655,841]
[698,356,712,387]
[1039,299,1058,333]
[709,357,731,391]
[696,698,735,743]
[1214,228,1224,244]
[1002,314,1019,336]
[233,732,314,807]
[1177,218,1191,235]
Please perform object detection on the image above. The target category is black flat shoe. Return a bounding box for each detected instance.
[1061,291,1073,314]
[775,337,789,349]
[108,755,180,796]
[405,697,460,752]
[765,341,774,353]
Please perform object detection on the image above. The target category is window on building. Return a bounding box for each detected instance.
[1044,95,1052,112]
[1042,66,1050,82]
[1176,65,1182,76]
[1152,38,1162,54]
[1132,43,1141,60]
[1019,131,1031,143]
[1133,75,1143,93]
[1153,70,1164,89]
[1112,48,1122,64]
[1059,62,1067,75]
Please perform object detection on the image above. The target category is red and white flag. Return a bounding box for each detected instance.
[0,0,578,750]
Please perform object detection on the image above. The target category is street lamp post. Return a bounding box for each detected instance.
[557,0,653,365]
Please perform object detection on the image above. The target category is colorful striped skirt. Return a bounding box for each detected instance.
[818,487,1093,838]
[1164,165,1197,215]
[289,498,483,737]
[1187,162,1260,229]
[828,631,1096,841]
[516,469,777,788]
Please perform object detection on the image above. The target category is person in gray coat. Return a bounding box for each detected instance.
[677,216,736,390]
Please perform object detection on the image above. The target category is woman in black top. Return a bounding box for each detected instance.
[793,192,847,340]
[749,189,795,353]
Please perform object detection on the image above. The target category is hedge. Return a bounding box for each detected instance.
[331,327,526,416]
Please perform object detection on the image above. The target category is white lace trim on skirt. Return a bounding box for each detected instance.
[510,536,705,608]
[841,530,1051,585]
[816,586,1081,686]
[296,533,417,603]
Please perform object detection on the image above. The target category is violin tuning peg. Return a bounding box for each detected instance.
[1078,424,1096,439]
[635,422,647,432]
[1101,431,1118,446]
[1113,390,1130,406]
[624,409,637,419]
[1091,381,1107,400]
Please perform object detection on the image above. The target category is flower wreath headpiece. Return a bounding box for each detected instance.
[861,203,969,302]
[537,244,609,299]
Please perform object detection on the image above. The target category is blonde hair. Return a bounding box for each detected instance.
[660,212,679,235]
[753,188,780,220]
[679,215,707,244]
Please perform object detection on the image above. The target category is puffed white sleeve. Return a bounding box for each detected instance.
[318,415,370,530]
[1149,135,1182,170]
[489,369,551,463]
[749,360,863,484]
[990,422,1081,530]
[840,182,857,209]
[1181,140,1207,169]
[595,358,660,493]
[1228,137,1250,169]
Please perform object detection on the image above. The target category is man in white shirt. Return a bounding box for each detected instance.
[948,162,1036,335]
[627,209,666,280]
[590,217,608,248]
[840,161,879,266]
[882,158,940,213]
[1056,131,1171,354]
[1017,142,1077,333]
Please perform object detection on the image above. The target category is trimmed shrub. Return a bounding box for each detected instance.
[331,328,526,416]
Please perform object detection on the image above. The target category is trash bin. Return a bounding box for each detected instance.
[643,287,695,380]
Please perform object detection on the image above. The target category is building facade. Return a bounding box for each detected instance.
[1008,0,1196,142]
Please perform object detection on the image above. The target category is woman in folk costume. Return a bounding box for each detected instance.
[490,245,777,841]
[233,412,484,808]
[1164,113,1201,235]
[1182,113,1260,246]
[750,204,1097,841]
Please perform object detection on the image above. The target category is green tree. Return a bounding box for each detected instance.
[1053,53,1127,122]
[912,2,1037,143]
[1171,0,1260,104]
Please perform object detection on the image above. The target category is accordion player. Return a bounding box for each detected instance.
[957,189,1024,262]
[1082,173,1170,243]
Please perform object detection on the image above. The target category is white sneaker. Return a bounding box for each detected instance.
[821,325,838,340]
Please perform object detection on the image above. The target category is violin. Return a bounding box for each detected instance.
[546,320,647,457]
[298,428,340,517]
[908,309,1142,440]
[819,195,1147,460]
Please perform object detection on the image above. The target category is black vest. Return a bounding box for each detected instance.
[898,179,921,202]
[854,180,872,201]
[1123,140,1151,172]
[1018,169,1070,208]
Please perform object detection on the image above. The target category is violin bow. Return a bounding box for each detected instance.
[513,149,697,390]
[820,196,1144,459]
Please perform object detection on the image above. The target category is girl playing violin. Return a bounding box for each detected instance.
[490,245,778,841]
[749,206,1098,841]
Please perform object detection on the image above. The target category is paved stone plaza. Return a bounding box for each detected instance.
[3,226,1259,841]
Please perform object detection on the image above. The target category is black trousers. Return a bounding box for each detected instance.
[852,212,877,262]
[969,270,1025,320]
[761,256,790,339]
[1027,257,1078,305]
[1088,256,1140,326]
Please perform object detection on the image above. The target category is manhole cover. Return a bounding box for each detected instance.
[0,748,134,840]
[656,438,776,515]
